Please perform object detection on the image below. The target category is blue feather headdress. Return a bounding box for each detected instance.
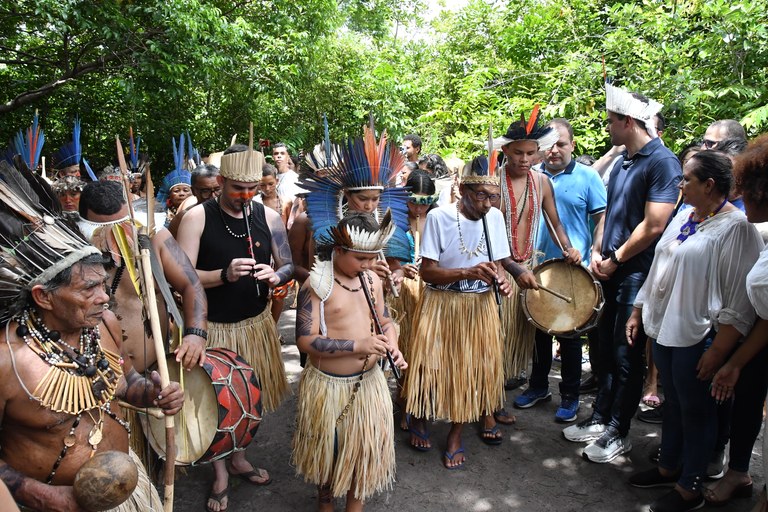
[156,133,192,204]
[300,125,411,261]
[13,111,45,172]
[128,127,141,173]
[53,117,81,170]
[185,131,201,168]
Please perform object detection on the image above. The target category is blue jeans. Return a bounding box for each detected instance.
[654,336,717,493]
[529,329,582,399]
[592,273,646,436]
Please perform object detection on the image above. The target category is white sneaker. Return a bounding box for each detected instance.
[562,417,606,442]
[582,427,632,463]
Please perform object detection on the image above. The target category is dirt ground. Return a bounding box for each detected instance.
[172,309,765,512]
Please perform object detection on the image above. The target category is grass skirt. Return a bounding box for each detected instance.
[404,288,504,423]
[209,307,289,412]
[501,271,536,379]
[292,364,395,501]
[386,276,424,361]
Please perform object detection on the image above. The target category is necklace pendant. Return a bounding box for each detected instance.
[88,422,103,449]
[64,434,76,447]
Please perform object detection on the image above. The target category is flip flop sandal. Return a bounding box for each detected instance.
[206,486,229,512]
[480,425,503,445]
[407,416,432,452]
[443,445,465,470]
[400,412,412,432]
[228,466,272,486]
[642,394,661,408]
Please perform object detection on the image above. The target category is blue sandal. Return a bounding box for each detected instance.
[480,424,503,445]
[443,445,465,469]
[407,416,432,452]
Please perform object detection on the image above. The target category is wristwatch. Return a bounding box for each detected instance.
[609,251,623,266]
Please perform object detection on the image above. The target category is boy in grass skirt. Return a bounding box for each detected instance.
[293,211,407,511]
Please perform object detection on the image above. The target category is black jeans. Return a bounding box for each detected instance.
[529,329,582,399]
[592,273,647,437]
[714,343,768,472]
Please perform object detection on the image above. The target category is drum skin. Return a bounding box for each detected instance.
[521,259,604,336]
[144,348,262,465]
[73,450,138,511]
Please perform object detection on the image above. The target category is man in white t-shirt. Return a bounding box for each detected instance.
[403,161,537,469]
[272,142,301,200]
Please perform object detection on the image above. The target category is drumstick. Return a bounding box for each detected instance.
[358,272,401,380]
[117,400,165,419]
[481,214,503,318]
[537,283,572,303]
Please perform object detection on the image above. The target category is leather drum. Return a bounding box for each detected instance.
[521,258,604,336]
[144,348,262,465]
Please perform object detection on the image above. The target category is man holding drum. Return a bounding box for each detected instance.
[0,161,184,511]
[563,83,681,464]
[493,108,581,427]
[513,118,606,422]
[177,137,294,512]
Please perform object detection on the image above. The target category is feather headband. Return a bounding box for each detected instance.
[299,124,411,261]
[492,105,559,151]
[0,160,100,323]
[309,210,397,303]
[463,126,501,186]
[605,82,663,138]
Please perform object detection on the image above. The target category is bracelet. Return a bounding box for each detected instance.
[183,327,208,340]
[609,251,623,266]
[220,267,230,284]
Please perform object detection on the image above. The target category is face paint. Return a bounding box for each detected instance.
[228,191,257,202]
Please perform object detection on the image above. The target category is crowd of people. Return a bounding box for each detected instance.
[1,80,768,512]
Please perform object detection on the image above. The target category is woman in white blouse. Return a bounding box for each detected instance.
[711,135,768,512]
[625,150,764,512]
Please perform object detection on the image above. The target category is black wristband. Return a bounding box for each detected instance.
[183,327,208,340]
[609,251,622,266]
[221,267,229,284]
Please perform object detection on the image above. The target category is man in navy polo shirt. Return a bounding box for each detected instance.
[513,118,607,423]
[563,84,681,463]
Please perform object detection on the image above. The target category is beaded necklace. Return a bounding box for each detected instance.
[677,198,729,243]
[217,198,250,239]
[504,170,539,262]
[456,204,487,257]
[7,308,130,483]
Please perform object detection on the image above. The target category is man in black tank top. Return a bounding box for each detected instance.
[177,139,294,512]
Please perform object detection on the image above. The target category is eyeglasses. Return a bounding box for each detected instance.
[195,187,222,195]
[469,190,500,202]
[702,139,717,149]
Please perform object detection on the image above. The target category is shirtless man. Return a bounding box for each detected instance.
[0,253,183,511]
[78,180,207,373]
[293,212,406,512]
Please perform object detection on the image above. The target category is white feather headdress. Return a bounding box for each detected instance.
[605,82,663,138]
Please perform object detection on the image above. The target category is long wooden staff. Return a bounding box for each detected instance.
[116,136,175,512]
[358,272,401,380]
[140,249,176,511]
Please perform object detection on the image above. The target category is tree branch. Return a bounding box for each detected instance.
[0,49,132,114]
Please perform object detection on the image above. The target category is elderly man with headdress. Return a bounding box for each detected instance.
[403,149,538,467]
[563,82,682,464]
[176,130,293,512]
[0,160,183,511]
[492,107,581,428]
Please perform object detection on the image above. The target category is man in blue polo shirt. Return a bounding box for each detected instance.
[563,84,681,464]
[513,118,607,422]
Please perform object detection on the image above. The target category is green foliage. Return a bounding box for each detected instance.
[1,0,767,179]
